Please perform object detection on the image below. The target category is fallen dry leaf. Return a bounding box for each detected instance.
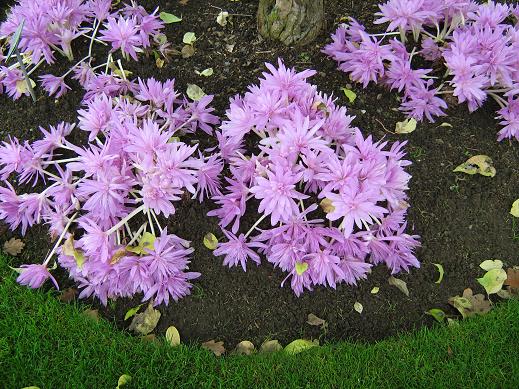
[165,326,181,347]
[388,276,409,296]
[504,267,519,289]
[353,302,363,314]
[181,44,195,58]
[141,334,158,343]
[259,340,282,353]
[3,237,25,256]
[234,340,255,355]
[306,313,326,328]
[448,288,491,319]
[284,339,318,355]
[129,302,161,335]
[82,309,99,321]
[202,340,225,356]
[453,155,496,177]
[58,287,77,303]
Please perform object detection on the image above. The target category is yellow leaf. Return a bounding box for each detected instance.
[453,155,496,177]
[510,199,519,218]
[284,339,318,355]
[433,263,444,284]
[62,235,86,269]
[183,32,196,45]
[165,326,181,347]
[479,260,503,271]
[395,118,417,134]
[186,84,206,101]
[203,233,218,250]
[295,262,308,276]
[127,232,156,255]
[370,286,379,294]
[353,302,363,314]
[116,374,132,388]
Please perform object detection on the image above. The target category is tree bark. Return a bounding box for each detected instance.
[257,0,324,46]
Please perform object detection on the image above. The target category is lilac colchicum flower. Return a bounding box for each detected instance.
[210,59,420,296]
[0,73,220,306]
[324,0,519,142]
[16,264,59,290]
[0,0,171,101]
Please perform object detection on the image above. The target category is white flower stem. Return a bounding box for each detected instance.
[43,212,78,265]
[147,209,156,236]
[88,19,101,64]
[107,204,145,235]
[245,213,269,238]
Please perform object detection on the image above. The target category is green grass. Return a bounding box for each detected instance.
[1,258,519,389]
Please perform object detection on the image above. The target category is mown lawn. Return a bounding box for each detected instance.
[1,256,518,389]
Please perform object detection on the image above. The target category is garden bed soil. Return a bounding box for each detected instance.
[1,0,519,347]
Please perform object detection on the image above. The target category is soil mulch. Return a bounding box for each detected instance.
[1,0,518,347]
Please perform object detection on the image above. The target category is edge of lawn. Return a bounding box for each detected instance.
[1,254,518,389]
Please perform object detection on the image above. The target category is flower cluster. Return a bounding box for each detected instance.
[324,1,519,141]
[0,0,170,99]
[209,59,420,296]
[0,76,221,306]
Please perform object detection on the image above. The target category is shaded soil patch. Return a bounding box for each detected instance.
[1,0,519,347]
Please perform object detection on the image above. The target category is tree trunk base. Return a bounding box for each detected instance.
[257,0,324,46]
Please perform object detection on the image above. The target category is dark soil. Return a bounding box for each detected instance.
[1,0,519,348]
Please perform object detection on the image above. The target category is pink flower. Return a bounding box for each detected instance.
[374,0,435,33]
[250,166,308,225]
[214,230,263,271]
[39,74,71,98]
[0,136,23,180]
[326,187,387,237]
[78,93,113,142]
[16,264,59,289]
[100,16,143,61]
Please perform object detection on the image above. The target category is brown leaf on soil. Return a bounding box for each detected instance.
[504,267,519,288]
[448,288,491,319]
[82,309,99,321]
[202,340,225,356]
[306,313,326,328]
[3,237,25,256]
[179,0,189,5]
[59,288,77,303]
[141,334,158,343]
[129,302,161,335]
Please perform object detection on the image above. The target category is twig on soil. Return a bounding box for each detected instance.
[375,118,396,135]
